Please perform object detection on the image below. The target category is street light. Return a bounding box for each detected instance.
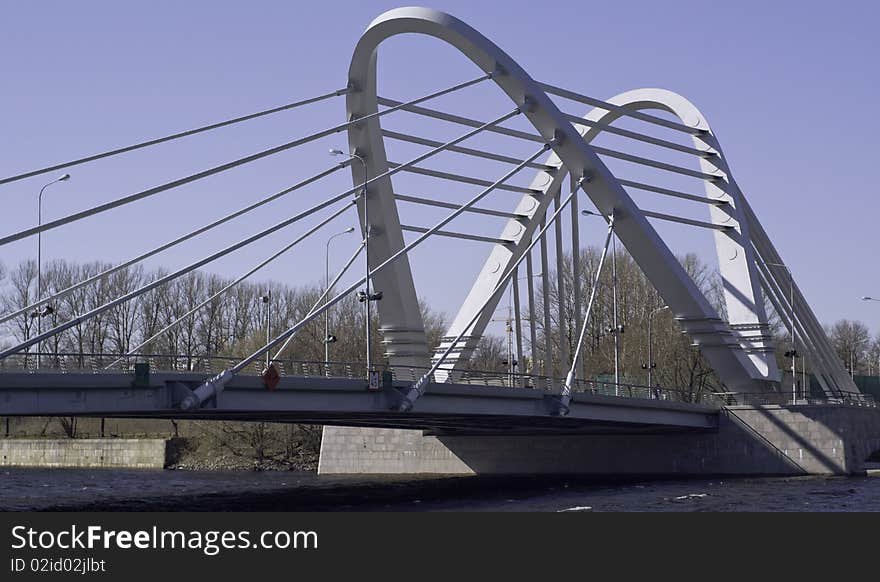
[507,271,544,371]
[767,261,798,402]
[644,305,669,393]
[324,227,355,366]
[492,272,542,385]
[35,173,70,367]
[330,148,379,376]
[582,209,621,391]
[861,297,880,379]
[260,292,271,369]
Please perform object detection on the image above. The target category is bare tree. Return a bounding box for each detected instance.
[525,245,726,400]
[0,261,38,350]
[105,264,144,356]
[829,319,871,375]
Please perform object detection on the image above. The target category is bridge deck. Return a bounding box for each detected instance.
[0,371,719,435]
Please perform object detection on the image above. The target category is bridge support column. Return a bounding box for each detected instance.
[318,406,880,476]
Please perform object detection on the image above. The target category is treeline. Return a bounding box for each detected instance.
[527,248,735,399]
[529,247,880,388]
[0,258,445,369]
[0,250,733,403]
[824,319,880,377]
[0,250,874,393]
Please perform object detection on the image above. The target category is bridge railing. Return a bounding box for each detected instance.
[1,351,717,405]
[712,391,878,408]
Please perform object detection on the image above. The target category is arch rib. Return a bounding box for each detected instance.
[349,7,774,393]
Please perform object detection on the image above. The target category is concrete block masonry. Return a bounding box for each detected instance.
[318,405,880,476]
[0,439,169,469]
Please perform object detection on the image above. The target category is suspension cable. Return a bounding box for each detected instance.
[0,88,349,186]
[1,106,519,359]
[0,73,492,248]
[536,81,702,135]
[0,197,354,360]
[0,163,347,327]
[400,182,580,411]
[103,202,356,369]
[561,214,616,412]
[233,142,550,374]
[180,138,552,409]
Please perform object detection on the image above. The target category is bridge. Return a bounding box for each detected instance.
[2,7,879,476]
[0,353,719,434]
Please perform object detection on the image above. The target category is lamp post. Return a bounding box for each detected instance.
[493,272,542,385]
[35,173,70,367]
[330,149,377,376]
[864,297,880,382]
[582,209,622,392]
[492,299,515,385]
[767,262,798,402]
[512,273,541,377]
[611,227,620,390]
[490,294,517,385]
[324,227,355,366]
[645,305,669,392]
[260,292,271,369]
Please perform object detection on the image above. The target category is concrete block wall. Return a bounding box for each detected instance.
[727,405,880,474]
[317,426,475,475]
[0,439,169,469]
[319,405,880,476]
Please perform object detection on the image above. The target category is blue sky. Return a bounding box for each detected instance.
[2,0,878,333]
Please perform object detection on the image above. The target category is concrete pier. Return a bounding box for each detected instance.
[319,405,880,476]
[0,439,169,469]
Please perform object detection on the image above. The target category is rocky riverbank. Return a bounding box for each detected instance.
[167,435,319,472]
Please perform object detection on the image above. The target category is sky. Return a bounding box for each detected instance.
[1,0,879,335]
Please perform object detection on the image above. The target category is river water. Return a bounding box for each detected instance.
[2,468,880,511]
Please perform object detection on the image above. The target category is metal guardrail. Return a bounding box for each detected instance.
[712,391,878,408]
[0,351,716,405]
[3,352,875,418]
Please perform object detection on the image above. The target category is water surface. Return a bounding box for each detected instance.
[2,468,879,511]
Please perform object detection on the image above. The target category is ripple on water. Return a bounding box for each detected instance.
[2,470,880,511]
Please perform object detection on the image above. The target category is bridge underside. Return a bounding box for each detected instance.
[0,372,718,435]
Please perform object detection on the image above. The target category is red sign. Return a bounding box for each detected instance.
[262,363,280,391]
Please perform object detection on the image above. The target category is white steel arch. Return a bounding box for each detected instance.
[345,6,855,396]
[442,88,779,386]
[571,88,776,377]
[556,88,856,396]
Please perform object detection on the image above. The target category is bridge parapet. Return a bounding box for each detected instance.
[0,352,723,408]
[714,391,877,408]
